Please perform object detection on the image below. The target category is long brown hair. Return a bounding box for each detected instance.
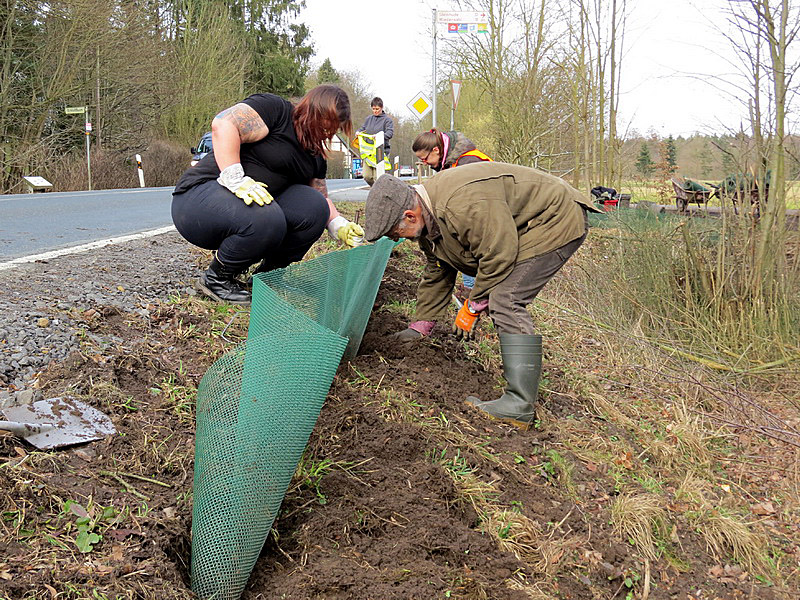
[293,85,353,156]
[412,129,444,155]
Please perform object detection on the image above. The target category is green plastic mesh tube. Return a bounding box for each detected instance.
[191,239,395,600]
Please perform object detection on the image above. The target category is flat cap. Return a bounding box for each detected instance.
[364,175,417,242]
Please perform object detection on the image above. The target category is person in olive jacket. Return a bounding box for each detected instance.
[363,163,600,429]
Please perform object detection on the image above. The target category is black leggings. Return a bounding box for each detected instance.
[171,180,329,271]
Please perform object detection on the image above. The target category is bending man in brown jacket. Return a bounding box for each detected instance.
[363,163,600,429]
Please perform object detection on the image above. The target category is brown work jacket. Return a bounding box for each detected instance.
[414,162,599,322]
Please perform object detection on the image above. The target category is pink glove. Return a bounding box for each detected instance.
[468,299,489,313]
[391,321,435,343]
[408,320,436,336]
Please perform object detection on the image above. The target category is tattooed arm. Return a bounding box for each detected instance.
[211,103,269,172]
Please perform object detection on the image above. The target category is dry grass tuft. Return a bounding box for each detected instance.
[644,400,716,471]
[481,508,545,568]
[691,509,770,573]
[674,473,714,505]
[668,401,713,465]
[611,493,668,560]
[675,475,774,577]
[83,380,134,409]
[584,391,637,428]
[430,445,552,573]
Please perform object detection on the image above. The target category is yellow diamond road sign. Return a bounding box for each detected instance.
[407,92,432,120]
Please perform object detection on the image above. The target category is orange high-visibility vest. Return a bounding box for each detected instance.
[453,148,493,166]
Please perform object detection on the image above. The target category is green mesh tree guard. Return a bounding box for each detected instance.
[191,239,395,600]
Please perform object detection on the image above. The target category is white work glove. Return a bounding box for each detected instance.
[217,163,273,206]
[327,215,364,248]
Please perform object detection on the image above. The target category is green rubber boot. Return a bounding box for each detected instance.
[466,333,542,430]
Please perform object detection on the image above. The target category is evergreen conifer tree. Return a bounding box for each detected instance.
[665,135,678,169]
[635,142,654,176]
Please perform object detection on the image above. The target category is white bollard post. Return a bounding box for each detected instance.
[393,156,399,177]
[374,132,386,180]
[135,154,145,188]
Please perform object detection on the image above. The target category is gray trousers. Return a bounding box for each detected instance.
[488,215,588,335]
[363,162,377,186]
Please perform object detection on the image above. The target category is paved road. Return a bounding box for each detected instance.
[0,179,369,262]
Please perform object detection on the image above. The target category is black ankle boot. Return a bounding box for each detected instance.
[198,256,251,305]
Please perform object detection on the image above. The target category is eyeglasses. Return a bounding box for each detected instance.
[420,148,437,164]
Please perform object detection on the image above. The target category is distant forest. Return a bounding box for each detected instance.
[2,0,797,196]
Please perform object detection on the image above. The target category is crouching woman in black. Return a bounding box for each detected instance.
[172,84,363,305]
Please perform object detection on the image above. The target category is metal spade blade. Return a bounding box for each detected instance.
[1,396,116,450]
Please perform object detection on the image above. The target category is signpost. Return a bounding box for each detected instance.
[135,154,145,188]
[430,10,490,132]
[450,80,462,129]
[432,9,438,130]
[65,106,92,190]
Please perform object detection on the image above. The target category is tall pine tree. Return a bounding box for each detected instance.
[236,1,313,96]
[635,142,654,176]
[665,135,678,169]
[318,58,340,84]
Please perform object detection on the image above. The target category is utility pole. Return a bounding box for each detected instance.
[65,105,92,191]
[432,8,437,130]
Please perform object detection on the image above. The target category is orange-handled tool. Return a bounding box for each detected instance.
[453,302,480,340]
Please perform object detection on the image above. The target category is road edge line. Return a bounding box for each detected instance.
[0,226,177,272]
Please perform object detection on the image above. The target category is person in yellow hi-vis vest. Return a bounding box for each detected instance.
[356,97,394,185]
[354,131,391,183]
[412,128,493,296]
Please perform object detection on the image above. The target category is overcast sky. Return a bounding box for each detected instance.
[299,0,749,138]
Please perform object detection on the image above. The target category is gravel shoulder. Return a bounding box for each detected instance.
[0,232,201,394]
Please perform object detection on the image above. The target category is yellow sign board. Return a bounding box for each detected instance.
[406,92,432,120]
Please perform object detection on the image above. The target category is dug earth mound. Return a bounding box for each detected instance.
[0,218,795,599]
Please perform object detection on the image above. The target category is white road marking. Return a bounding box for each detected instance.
[329,187,367,194]
[0,226,176,272]
[0,187,174,202]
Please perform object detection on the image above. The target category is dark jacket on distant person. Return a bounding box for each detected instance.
[357,111,394,152]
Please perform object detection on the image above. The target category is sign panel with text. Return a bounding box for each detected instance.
[437,11,487,23]
[437,11,489,34]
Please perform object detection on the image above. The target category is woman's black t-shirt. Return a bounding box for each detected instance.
[173,94,327,196]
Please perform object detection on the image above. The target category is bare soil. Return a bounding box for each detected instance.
[0,236,796,600]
